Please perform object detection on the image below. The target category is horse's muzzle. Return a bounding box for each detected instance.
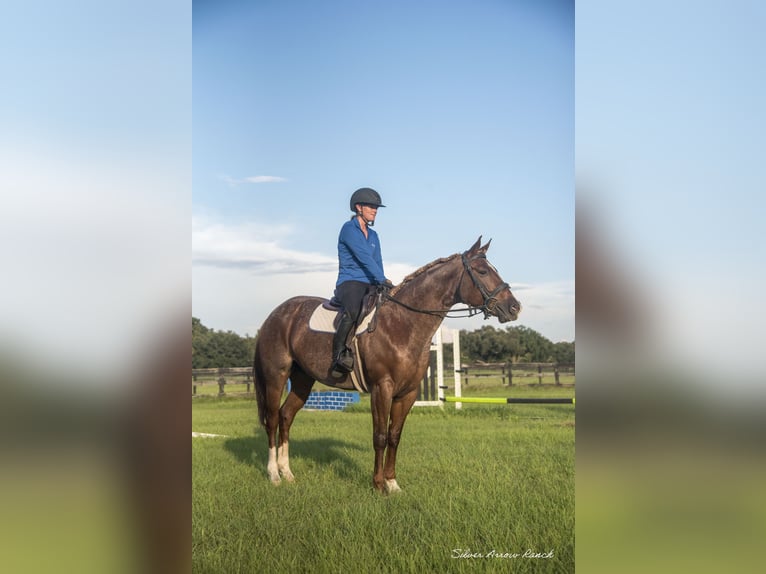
[494,299,521,323]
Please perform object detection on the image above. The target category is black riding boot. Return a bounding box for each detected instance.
[331,312,355,377]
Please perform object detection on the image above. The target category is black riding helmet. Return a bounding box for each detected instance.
[350,187,386,212]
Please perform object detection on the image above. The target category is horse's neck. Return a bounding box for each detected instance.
[395,258,460,311]
[385,257,461,337]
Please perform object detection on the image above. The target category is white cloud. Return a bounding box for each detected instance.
[191,218,424,335]
[193,264,337,336]
[245,175,287,183]
[219,174,287,186]
[442,280,575,342]
[192,219,574,342]
[515,280,575,341]
[192,217,336,273]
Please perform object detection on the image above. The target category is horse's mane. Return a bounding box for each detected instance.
[389,253,460,297]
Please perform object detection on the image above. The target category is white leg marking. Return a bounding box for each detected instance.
[277,441,295,482]
[267,446,281,484]
[384,479,402,494]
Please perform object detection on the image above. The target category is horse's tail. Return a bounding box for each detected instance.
[252,334,268,429]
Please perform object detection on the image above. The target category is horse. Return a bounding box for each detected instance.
[253,237,521,493]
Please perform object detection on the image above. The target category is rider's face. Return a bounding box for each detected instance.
[358,204,378,222]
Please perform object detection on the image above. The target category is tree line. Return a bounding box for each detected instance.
[192,317,574,369]
[192,317,257,369]
[458,325,574,364]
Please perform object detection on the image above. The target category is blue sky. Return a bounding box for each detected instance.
[5,0,759,380]
[192,0,575,342]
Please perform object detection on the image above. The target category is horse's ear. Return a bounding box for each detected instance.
[480,238,492,253]
[468,236,482,253]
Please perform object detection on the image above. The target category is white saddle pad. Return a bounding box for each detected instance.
[308,302,376,334]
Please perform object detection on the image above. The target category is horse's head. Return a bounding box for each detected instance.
[459,237,521,323]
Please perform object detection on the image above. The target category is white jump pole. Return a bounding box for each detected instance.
[415,327,445,407]
[435,327,444,408]
[452,328,462,410]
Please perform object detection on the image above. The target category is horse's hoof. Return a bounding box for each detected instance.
[384,479,402,494]
[280,470,295,482]
[268,472,281,485]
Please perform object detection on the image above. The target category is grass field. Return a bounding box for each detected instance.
[193,382,574,573]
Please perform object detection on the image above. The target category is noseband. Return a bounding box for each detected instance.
[460,252,510,319]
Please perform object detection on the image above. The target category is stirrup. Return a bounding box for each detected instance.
[331,349,354,376]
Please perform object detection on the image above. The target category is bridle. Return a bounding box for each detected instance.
[459,252,510,319]
[381,252,510,319]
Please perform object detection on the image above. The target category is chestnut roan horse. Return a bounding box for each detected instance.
[253,237,521,493]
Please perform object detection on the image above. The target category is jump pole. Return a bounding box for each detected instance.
[415,327,445,407]
[443,329,575,407]
[442,396,575,405]
[435,326,444,404]
[452,328,462,409]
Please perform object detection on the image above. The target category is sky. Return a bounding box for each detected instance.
[192,0,575,343]
[1,0,760,379]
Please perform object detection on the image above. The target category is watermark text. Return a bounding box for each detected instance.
[452,548,555,560]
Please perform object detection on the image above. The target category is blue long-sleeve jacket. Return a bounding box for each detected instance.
[336,217,387,287]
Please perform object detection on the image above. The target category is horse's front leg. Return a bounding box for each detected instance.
[369,380,394,493]
[382,388,418,494]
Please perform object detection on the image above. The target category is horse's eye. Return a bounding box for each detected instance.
[477,269,488,276]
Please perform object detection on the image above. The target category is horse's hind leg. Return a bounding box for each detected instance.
[254,347,292,485]
[277,367,314,482]
[263,380,286,484]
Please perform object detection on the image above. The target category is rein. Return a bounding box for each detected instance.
[380,252,509,319]
[380,294,487,318]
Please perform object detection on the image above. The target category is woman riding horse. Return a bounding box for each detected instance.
[331,187,393,377]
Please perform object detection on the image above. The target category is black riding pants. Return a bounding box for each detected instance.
[334,280,372,323]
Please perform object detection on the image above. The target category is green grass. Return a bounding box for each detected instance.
[193,382,253,396]
[193,393,574,573]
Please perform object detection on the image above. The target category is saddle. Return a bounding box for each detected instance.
[308,289,382,394]
[308,289,380,335]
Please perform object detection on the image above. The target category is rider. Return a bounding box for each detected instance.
[331,187,394,377]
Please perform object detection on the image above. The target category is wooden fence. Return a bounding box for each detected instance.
[192,367,253,396]
[192,364,447,398]
[458,362,574,386]
[193,362,575,396]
